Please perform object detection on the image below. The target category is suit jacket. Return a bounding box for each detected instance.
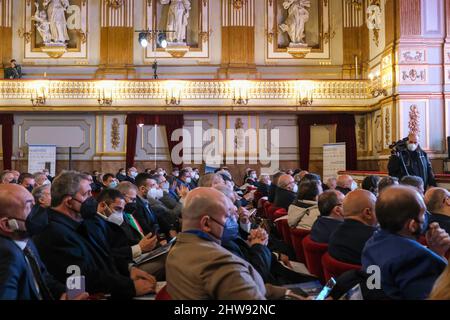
[429,212,450,235]
[147,196,180,230]
[335,186,352,196]
[273,188,297,211]
[310,216,343,244]
[257,183,270,198]
[328,219,376,265]
[124,176,136,184]
[159,192,182,217]
[166,232,268,300]
[362,229,447,300]
[134,196,171,236]
[0,236,65,300]
[27,204,49,236]
[32,209,135,298]
[268,184,278,203]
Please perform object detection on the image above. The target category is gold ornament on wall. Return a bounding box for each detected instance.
[357,117,366,150]
[110,118,121,150]
[408,105,420,136]
[233,0,246,10]
[106,0,124,9]
[385,110,391,147]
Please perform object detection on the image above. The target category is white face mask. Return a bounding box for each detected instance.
[240,221,252,234]
[292,184,299,193]
[173,172,179,177]
[130,171,138,178]
[266,180,272,186]
[42,179,51,186]
[148,188,164,200]
[107,211,124,226]
[351,181,358,191]
[407,143,418,152]
[251,174,257,179]
[161,182,170,191]
[185,177,192,184]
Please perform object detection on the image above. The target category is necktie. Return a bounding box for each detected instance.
[23,246,54,300]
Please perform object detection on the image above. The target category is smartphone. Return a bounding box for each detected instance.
[66,275,86,300]
[315,278,336,300]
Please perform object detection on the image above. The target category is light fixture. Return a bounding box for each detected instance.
[165,81,183,105]
[368,70,387,98]
[231,80,250,105]
[295,81,314,106]
[136,30,170,49]
[97,81,115,106]
[30,80,49,107]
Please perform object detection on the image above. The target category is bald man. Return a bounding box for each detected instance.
[425,187,450,234]
[273,174,298,210]
[388,133,436,188]
[0,184,66,299]
[328,189,377,265]
[166,188,287,300]
[362,186,449,300]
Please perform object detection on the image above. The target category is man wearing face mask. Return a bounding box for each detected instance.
[273,174,298,211]
[18,173,36,193]
[175,168,194,192]
[134,173,172,239]
[116,168,127,182]
[152,175,183,220]
[388,133,437,189]
[1,170,15,184]
[101,173,119,190]
[0,184,88,300]
[124,167,138,184]
[166,187,294,300]
[33,171,156,299]
[362,185,450,300]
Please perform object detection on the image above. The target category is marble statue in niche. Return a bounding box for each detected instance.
[279,0,311,46]
[32,3,52,44]
[234,118,245,150]
[44,0,70,44]
[160,0,191,44]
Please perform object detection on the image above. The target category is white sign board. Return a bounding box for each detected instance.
[323,143,346,182]
[28,145,56,177]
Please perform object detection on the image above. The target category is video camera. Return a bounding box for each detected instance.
[389,137,408,155]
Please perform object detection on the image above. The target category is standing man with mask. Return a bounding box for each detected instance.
[0,184,88,300]
[388,133,436,189]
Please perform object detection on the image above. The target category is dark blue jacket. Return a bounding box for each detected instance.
[0,236,65,300]
[32,209,135,298]
[362,229,447,300]
[310,216,343,244]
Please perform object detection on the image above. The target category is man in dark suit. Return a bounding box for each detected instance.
[310,190,345,244]
[124,167,138,184]
[335,175,355,196]
[273,174,297,210]
[0,184,87,300]
[134,173,172,237]
[425,187,450,234]
[32,171,156,299]
[328,189,377,265]
[363,186,449,299]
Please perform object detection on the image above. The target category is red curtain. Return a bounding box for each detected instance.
[0,114,14,170]
[297,114,357,171]
[126,114,184,169]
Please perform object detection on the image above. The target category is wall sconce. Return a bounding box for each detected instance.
[295,81,314,106]
[368,70,387,97]
[30,80,49,107]
[165,81,182,105]
[97,81,114,106]
[231,80,250,105]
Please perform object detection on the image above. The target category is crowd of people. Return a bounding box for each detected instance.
[1,166,450,300]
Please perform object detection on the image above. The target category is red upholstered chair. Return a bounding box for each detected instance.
[267,205,281,221]
[253,190,263,207]
[155,285,171,300]
[258,198,268,218]
[290,228,310,263]
[322,252,361,282]
[273,208,288,220]
[302,235,328,284]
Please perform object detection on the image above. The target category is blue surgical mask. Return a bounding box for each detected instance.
[209,216,239,243]
[109,181,118,189]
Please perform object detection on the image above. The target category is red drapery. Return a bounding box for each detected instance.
[0,114,14,170]
[297,114,357,171]
[125,114,184,169]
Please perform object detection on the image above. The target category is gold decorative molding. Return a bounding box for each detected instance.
[0,79,371,101]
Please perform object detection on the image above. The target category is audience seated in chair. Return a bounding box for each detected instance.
[425,188,450,235]
[273,174,298,211]
[288,180,322,229]
[310,190,345,244]
[362,185,449,300]
[335,175,355,196]
[328,189,377,265]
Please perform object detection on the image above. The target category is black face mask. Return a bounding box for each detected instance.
[26,185,34,193]
[11,179,18,184]
[79,197,98,220]
[124,202,137,214]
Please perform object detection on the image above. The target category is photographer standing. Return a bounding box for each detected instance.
[388,133,437,189]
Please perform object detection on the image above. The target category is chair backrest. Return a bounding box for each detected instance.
[290,228,310,263]
[274,214,292,246]
[273,208,288,220]
[155,285,172,300]
[322,252,361,283]
[302,235,328,284]
[263,201,272,218]
[267,205,281,221]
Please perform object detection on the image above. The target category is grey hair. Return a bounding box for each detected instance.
[32,184,50,204]
[117,181,138,195]
[51,171,88,207]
